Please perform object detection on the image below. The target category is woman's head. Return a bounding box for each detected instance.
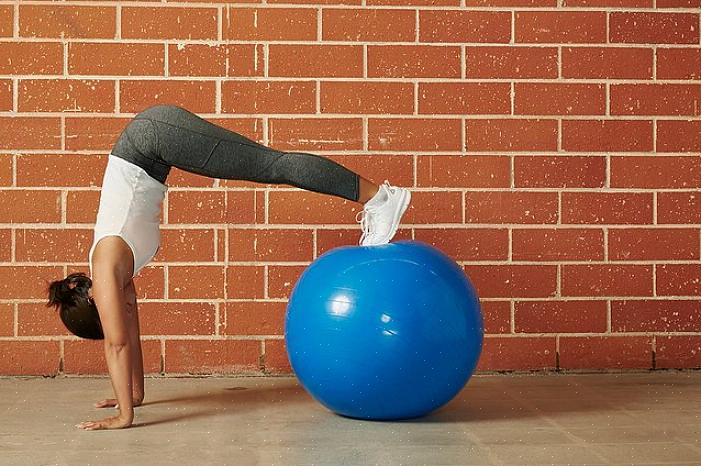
[46,272,104,340]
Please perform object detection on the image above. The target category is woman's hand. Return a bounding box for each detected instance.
[76,414,132,431]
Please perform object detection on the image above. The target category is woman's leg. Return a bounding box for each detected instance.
[113,104,376,203]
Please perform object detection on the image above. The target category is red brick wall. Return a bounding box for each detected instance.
[1,1,700,376]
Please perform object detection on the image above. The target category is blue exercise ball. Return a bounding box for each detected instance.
[284,240,483,421]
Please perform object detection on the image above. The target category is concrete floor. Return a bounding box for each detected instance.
[1,373,700,466]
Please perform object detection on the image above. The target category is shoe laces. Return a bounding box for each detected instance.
[356,204,380,244]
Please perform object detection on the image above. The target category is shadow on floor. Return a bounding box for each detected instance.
[129,374,660,427]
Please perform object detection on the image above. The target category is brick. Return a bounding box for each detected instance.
[0,43,63,75]
[370,0,454,4]
[657,48,701,80]
[167,168,218,188]
[467,119,558,151]
[154,228,215,262]
[20,5,116,39]
[223,301,286,335]
[325,154,414,188]
[656,0,701,6]
[512,228,604,262]
[612,156,701,188]
[515,156,605,188]
[514,83,605,115]
[465,191,558,224]
[268,265,306,299]
[369,118,462,151]
[165,339,260,374]
[169,43,263,78]
[417,155,510,188]
[16,228,93,262]
[17,154,106,188]
[139,302,215,335]
[268,190,357,225]
[269,45,363,78]
[657,120,701,152]
[122,7,217,40]
[656,336,701,369]
[657,264,701,296]
[229,229,314,262]
[0,190,61,223]
[66,190,99,224]
[17,303,69,336]
[0,230,10,261]
[368,45,461,78]
[610,228,699,261]
[0,5,11,37]
[464,264,557,298]
[167,191,255,225]
[324,9,415,41]
[0,79,11,111]
[0,117,61,150]
[611,84,701,116]
[610,12,699,44]
[658,192,701,224]
[69,43,164,76]
[322,81,414,114]
[612,300,701,332]
[420,10,511,43]
[559,336,652,369]
[0,341,60,376]
[476,337,556,371]
[227,265,265,299]
[0,303,12,336]
[404,191,462,224]
[466,46,558,79]
[562,46,653,79]
[224,8,316,41]
[482,301,510,334]
[168,265,224,299]
[64,339,161,375]
[419,82,510,115]
[120,80,216,114]
[269,0,360,3]
[0,265,64,300]
[133,266,166,300]
[65,117,131,151]
[268,118,363,151]
[564,0,651,6]
[0,155,10,186]
[263,339,291,374]
[515,12,606,43]
[222,80,316,114]
[316,228,413,255]
[414,228,509,261]
[562,192,653,225]
[515,300,607,333]
[562,120,653,152]
[561,265,653,297]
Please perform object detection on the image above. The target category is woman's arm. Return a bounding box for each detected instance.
[94,280,145,408]
[76,272,134,430]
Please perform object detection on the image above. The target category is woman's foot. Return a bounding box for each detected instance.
[356,180,411,246]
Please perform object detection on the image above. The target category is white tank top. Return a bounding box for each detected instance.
[89,154,168,278]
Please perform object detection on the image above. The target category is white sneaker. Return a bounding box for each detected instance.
[356,180,411,246]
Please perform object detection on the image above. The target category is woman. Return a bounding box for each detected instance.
[45,105,410,430]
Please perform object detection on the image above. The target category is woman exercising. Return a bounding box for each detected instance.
[45,104,411,431]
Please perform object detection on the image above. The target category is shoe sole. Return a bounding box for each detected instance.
[362,188,411,246]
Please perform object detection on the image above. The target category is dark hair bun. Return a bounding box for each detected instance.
[46,272,92,309]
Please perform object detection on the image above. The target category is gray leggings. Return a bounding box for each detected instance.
[111,104,360,202]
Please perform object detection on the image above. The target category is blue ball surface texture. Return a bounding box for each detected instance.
[285,240,483,421]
